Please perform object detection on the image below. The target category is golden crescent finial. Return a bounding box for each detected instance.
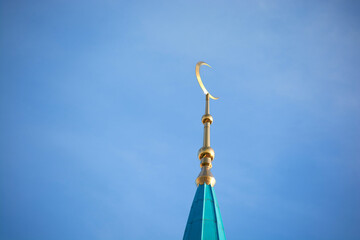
[196,61,219,100]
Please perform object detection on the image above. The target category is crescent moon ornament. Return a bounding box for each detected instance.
[196,61,219,100]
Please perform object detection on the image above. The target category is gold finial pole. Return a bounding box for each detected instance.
[203,94,210,148]
[205,92,210,115]
[195,62,218,187]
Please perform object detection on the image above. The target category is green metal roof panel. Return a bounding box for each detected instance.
[211,187,226,238]
[183,184,226,240]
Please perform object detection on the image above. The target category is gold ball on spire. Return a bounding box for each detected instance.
[201,114,213,124]
[198,146,215,160]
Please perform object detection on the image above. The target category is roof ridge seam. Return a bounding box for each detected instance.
[201,184,206,240]
[211,186,221,240]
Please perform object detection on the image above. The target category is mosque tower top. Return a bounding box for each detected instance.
[183,62,226,240]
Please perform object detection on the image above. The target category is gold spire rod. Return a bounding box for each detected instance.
[203,94,210,148]
[195,61,218,187]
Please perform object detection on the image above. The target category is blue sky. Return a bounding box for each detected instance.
[1,0,360,239]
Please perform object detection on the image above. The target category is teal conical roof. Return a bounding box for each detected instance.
[183,184,226,240]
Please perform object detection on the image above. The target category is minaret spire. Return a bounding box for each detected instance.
[194,61,218,187]
[183,61,226,240]
[196,93,216,187]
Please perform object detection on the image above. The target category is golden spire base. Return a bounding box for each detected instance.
[196,166,216,187]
